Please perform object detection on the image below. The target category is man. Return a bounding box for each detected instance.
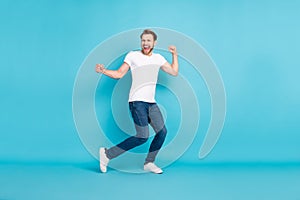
[95,29,178,174]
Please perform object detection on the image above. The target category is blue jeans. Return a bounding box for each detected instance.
[106,101,167,164]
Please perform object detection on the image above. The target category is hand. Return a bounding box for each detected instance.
[168,45,177,55]
[95,64,106,73]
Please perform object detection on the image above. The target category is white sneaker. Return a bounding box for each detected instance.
[99,148,109,173]
[144,162,163,174]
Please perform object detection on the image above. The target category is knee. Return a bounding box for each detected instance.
[158,126,167,138]
[136,137,148,145]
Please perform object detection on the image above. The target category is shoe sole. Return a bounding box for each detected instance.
[99,148,107,173]
[144,168,163,174]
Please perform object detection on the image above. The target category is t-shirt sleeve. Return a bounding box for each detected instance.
[158,54,167,66]
[124,51,133,67]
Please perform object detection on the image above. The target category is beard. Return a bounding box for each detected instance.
[142,47,154,55]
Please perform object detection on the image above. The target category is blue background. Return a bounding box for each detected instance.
[1,0,299,199]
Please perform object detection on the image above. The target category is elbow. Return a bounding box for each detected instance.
[172,72,178,76]
[172,69,179,76]
[113,75,121,79]
[114,72,124,79]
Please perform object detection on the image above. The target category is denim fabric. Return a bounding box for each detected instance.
[106,101,167,163]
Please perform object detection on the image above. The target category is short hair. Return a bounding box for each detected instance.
[140,29,157,41]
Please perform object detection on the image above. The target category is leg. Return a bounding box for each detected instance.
[105,125,149,159]
[105,101,150,159]
[145,104,167,164]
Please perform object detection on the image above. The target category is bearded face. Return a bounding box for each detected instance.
[141,34,156,55]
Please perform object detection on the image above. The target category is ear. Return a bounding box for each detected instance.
[154,40,157,46]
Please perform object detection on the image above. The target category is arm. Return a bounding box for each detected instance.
[160,45,178,76]
[95,62,130,79]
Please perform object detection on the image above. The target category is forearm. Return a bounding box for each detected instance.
[102,69,122,79]
[171,54,179,76]
[96,62,129,79]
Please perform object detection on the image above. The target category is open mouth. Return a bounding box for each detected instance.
[143,45,150,51]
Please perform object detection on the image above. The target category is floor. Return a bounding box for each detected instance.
[1,161,300,200]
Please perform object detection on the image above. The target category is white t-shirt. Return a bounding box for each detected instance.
[124,51,167,103]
